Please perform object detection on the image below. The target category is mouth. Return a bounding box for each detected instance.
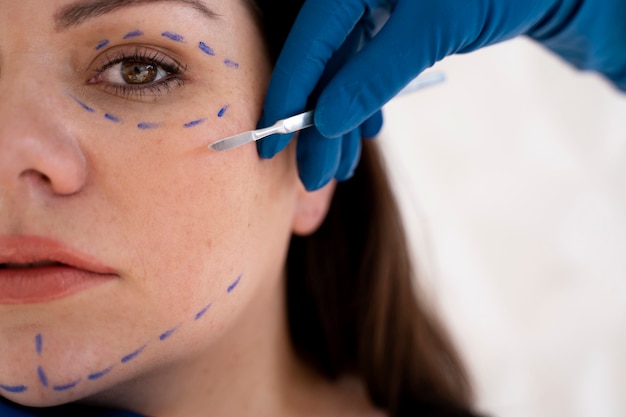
[0,261,65,270]
[0,236,118,304]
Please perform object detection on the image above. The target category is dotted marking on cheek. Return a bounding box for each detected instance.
[123,30,144,39]
[88,367,113,381]
[159,325,181,341]
[35,333,43,356]
[53,379,81,391]
[95,39,110,50]
[0,384,28,393]
[120,344,148,364]
[227,274,242,293]
[37,366,49,387]
[4,274,242,393]
[198,41,216,56]
[162,31,185,43]
[194,303,212,321]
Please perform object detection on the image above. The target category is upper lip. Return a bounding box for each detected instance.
[0,235,116,275]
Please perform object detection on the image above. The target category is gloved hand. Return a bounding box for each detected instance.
[258,0,626,191]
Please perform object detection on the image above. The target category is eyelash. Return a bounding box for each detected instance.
[89,48,188,100]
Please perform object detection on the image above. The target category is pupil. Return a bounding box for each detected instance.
[121,61,157,84]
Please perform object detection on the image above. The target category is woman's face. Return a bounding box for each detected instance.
[0,0,325,408]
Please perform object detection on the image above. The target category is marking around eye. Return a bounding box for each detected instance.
[123,30,144,39]
[69,95,96,113]
[105,113,122,123]
[0,384,27,393]
[217,105,230,118]
[121,344,147,363]
[137,122,161,130]
[162,31,185,43]
[184,118,207,128]
[223,59,239,69]
[198,41,215,56]
[95,40,110,50]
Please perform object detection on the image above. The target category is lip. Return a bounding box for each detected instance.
[0,236,117,304]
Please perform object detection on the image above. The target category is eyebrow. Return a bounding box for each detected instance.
[55,0,219,31]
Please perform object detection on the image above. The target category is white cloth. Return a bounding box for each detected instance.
[381,37,626,417]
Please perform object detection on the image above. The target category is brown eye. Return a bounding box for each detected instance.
[121,61,158,84]
[95,59,170,86]
[89,48,186,100]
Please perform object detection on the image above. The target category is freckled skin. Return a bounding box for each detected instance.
[0,0,320,413]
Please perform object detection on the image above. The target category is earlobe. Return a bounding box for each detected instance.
[291,180,336,236]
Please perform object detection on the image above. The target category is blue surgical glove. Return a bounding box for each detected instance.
[258,0,626,191]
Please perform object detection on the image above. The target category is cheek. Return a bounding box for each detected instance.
[101,135,297,309]
[0,146,298,407]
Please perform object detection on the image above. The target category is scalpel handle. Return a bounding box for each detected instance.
[281,110,315,134]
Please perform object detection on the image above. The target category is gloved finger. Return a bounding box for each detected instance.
[335,128,362,182]
[258,0,370,159]
[295,126,342,191]
[314,0,439,137]
[257,132,295,160]
[315,0,557,137]
[361,110,383,139]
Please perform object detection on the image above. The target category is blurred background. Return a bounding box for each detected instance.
[379,37,626,417]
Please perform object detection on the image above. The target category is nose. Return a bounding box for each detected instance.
[0,87,87,197]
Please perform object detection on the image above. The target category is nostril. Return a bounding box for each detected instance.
[19,169,52,188]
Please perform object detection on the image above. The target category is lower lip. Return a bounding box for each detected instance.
[0,266,116,304]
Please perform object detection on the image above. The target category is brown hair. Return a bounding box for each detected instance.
[248,1,483,416]
[288,140,479,416]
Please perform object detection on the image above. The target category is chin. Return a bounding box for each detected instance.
[1,386,87,408]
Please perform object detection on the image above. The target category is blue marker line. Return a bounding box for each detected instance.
[95,40,110,50]
[35,334,43,356]
[88,367,113,381]
[194,303,212,321]
[159,325,180,341]
[105,113,122,123]
[53,379,81,391]
[227,274,242,293]
[217,105,229,118]
[69,95,96,113]
[198,41,215,56]
[137,122,160,130]
[121,344,147,363]
[0,384,27,393]
[123,30,144,39]
[223,59,239,69]
[162,31,184,42]
[37,366,48,387]
[184,118,206,128]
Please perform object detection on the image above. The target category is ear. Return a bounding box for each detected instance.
[291,180,336,236]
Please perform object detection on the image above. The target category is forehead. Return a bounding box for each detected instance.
[54,0,219,30]
[0,0,250,33]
